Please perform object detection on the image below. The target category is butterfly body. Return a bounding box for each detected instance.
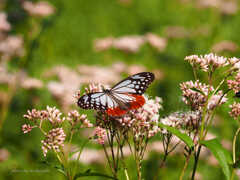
[77,72,154,116]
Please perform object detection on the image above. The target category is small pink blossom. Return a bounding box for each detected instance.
[228,72,240,93]
[180,80,212,110]
[94,126,107,145]
[23,109,41,120]
[22,124,36,133]
[46,106,65,126]
[185,53,228,72]
[41,128,66,156]
[207,91,227,110]
[67,110,93,128]
[229,102,240,119]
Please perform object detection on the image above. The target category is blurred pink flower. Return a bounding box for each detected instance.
[212,40,238,53]
[45,66,82,112]
[23,1,55,17]
[196,0,238,15]
[113,35,145,53]
[21,77,43,89]
[0,12,11,32]
[0,148,10,162]
[0,35,24,61]
[164,26,189,39]
[94,37,113,51]
[127,64,146,75]
[145,33,167,52]
[78,64,123,85]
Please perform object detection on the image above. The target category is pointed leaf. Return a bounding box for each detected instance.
[158,123,194,148]
[201,138,232,180]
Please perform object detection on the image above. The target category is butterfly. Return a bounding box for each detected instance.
[77,72,155,116]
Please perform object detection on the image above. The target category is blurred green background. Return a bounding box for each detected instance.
[1,0,240,179]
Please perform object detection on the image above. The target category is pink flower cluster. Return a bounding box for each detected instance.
[41,128,66,156]
[229,102,240,119]
[67,110,93,128]
[23,106,90,156]
[22,124,36,134]
[180,80,212,110]
[117,96,163,138]
[228,72,240,93]
[93,126,107,144]
[180,80,227,110]
[160,111,201,133]
[185,53,228,72]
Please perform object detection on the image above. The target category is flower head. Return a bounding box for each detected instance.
[228,72,240,93]
[46,106,65,126]
[41,128,66,156]
[229,102,240,119]
[22,124,36,134]
[93,126,107,145]
[180,80,212,110]
[67,110,93,128]
[185,53,228,72]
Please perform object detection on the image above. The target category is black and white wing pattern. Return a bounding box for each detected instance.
[78,92,111,111]
[111,72,155,95]
[77,72,155,116]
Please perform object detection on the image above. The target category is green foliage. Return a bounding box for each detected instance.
[201,138,232,180]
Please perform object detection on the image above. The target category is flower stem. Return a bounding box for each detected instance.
[191,145,202,180]
[179,152,191,180]
[233,127,240,164]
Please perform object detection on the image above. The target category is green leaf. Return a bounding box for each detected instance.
[74,172,117,180]
[190,87,206,96]
[201,138,232,180]
[158,123,194,148]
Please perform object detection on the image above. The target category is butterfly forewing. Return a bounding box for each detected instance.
[78,92,116,111]
[111,72,155,95]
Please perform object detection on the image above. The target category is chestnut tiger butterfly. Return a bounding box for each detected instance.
[77,72,155,116]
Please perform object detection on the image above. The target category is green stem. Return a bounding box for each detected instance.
[191,146,202,180]
[233,127,240,164]
[230,168,235,180]
[179,152,191,180]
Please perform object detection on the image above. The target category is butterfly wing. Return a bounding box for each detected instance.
[107,72,155,115]
[111,72,155,94]
[77,92,111,111]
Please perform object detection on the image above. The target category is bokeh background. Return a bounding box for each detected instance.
[1,0,240,179]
